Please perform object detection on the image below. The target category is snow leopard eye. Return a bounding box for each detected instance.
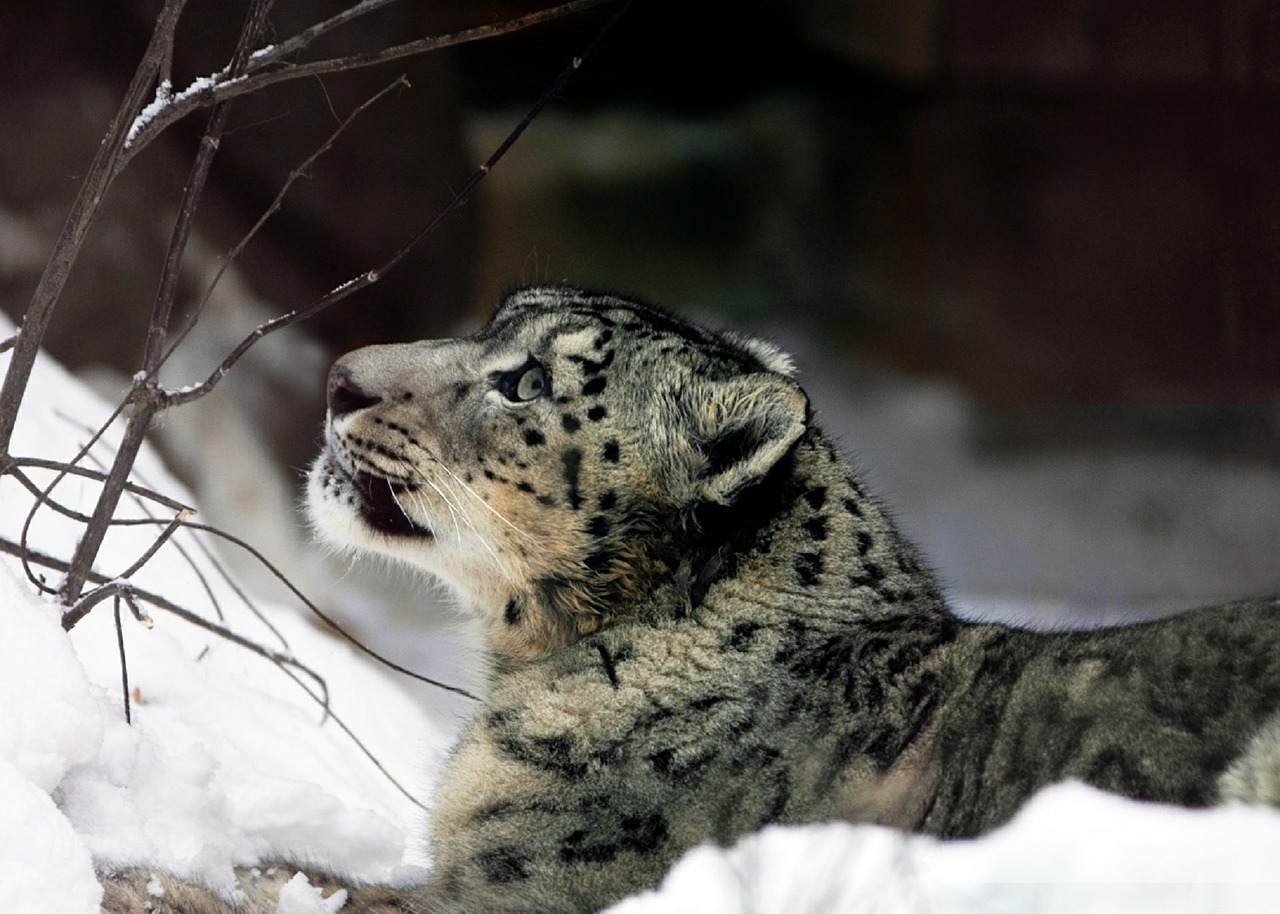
[497,358,549,403]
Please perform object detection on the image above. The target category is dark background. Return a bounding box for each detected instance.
[3,1,1279,488]
[2,0,1278,620]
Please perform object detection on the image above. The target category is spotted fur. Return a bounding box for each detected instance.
[101,286,1280,912]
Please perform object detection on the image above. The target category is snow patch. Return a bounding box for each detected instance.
[611,783,1280,914]
[0,316,444,902]
[274,872,348,914]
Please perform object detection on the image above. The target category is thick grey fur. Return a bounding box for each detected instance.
[100,286,1280,913]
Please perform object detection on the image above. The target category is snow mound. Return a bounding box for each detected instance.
[612,782,1280,914]
[0,325,446,910]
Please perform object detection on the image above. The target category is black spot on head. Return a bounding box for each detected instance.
[598,490,618,511]
[795,551,824,586]
[562,414,581,433]
[602,441,620,463]
[536,494,556,506]
[582,377,607,396]
[844,497,863,518]
[504,599,522,625]
[523,428,545,447]
[516,481,535,494]
[855,531,873,555]
[587,405,608,421]
[850,562,885,588]
[562,447,583,509]
[575,350,616,376]
[584,550,612,571]
[804,487,828,510]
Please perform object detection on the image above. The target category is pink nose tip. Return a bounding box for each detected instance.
[327,364,382,416]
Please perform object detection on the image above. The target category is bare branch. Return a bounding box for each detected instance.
[179,520,479,701]
[119,509,193,580]
[143,0,274,374]
[119,0,618,166]
[166,0,633,408]
[59,399,160,603]
[158,75,411,372]
[0,535,322,694]
[251,0,399,66]
[116,451,290,640]
[62,0,272,604]
[276,663,427,811]
[113,596,133,724]
[12,458,195,514]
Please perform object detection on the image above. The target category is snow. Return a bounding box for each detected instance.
[273,873,347,914]
[125,79,171,149]
[614,783,1280,914]
[2,318,1279,912]
[125,72,249,149]
[0,322,441,910]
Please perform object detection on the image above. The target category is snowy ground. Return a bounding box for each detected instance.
[3,321,1280,913]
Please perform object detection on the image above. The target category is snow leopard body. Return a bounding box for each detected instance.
[100,285,1280,913]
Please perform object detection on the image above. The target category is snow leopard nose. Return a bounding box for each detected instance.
[327,363,382,417]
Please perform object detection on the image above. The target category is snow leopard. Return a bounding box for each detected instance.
[100,285,1280,913]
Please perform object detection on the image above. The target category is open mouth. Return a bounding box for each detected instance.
[349,470,433,539]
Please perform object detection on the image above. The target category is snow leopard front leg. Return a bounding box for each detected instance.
[414,625,828,914]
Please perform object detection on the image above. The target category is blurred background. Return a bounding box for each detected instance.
[1,1,1277,662]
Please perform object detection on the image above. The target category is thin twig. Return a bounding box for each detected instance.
[247,0,399,68]
[115,449,288,640]
[0,535,327,704]
[13,458,194,513]
[61,0,272,605]
[166,0,633,408]
[118,509,193,580]
[158,75,411,373]
[15,397,136,593]
[119,0,618,166]
[143,0,274,374]
[9,466,196,528]
[59,401,160,603]
[180,520,479,701]
[277,663,427,811]
[6,531,427,806]
[49,413,233,630]
[113,595,132,724]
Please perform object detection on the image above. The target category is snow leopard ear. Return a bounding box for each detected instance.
[689,373,810,505]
